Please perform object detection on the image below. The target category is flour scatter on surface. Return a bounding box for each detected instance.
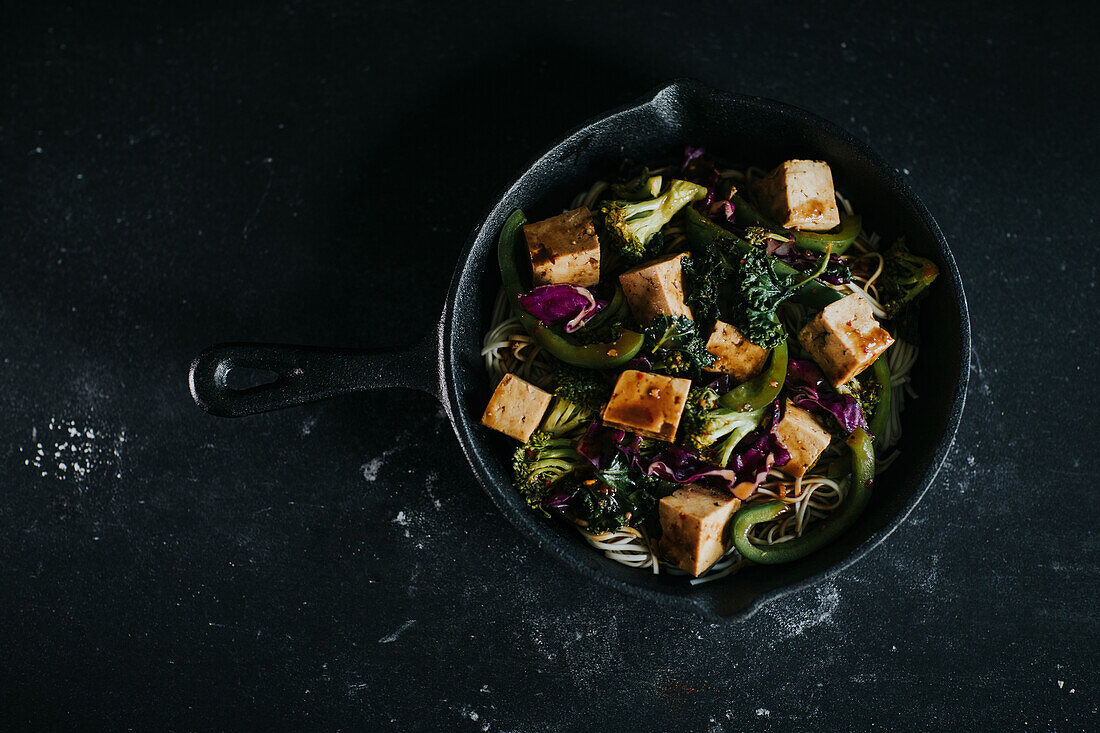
[20,417,126,485]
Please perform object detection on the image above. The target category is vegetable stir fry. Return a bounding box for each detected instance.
[480,149,938,581]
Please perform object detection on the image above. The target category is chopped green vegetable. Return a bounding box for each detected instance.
[878,238,939,319]
[681,236,736,322]
[730,428,875,564]
[640,314,715,378]
[568,454,673,532]
[553,364,612,410]
[679,386,766,466]
[836,372,882,427]
[729,244,833,349]
[541,365,613,437]
[511,431,586,512]
[599,179,707,263]
[609,169,663,201]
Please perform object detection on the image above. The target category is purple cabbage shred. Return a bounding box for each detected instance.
[518,284,606,333]
[786,359,869,434]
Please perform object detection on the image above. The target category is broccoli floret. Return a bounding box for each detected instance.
[541,398,592,437]
[599,179,708,263]
[878,238,939,319]
[553,365,612,411]
[511,431,587,512]
[541,365,613,436]
[609,170,663,201]
[640,314,715,378]
[837,373,882,421]
[679,386,766,466]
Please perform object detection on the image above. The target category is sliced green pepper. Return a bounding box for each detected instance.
[718,339,788,412]
[730,428,875,564]
[729,193,862,254]
[867,356,892,440]
[497,209,643,369]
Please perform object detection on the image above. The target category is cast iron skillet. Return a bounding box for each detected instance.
[189,79,970,620]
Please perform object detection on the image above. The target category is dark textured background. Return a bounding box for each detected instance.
[1,2,1097,730]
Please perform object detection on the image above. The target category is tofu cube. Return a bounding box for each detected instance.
[601,370,691,442]
[753,159,841,231]
[705,320,770,382]
[618,251,693,325]
[523,207,601,287]
[480,373,552,443]
[797,293,895,386]
[658,484,741,576]
[775,399,832,478]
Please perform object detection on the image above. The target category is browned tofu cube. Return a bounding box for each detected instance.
[753,159,841,231]
[797,293,895,386]
[523,207,601,287]
[775,399,832,478]
[705,320,769,382]
[618,251,693,325]
[658,484,741,576]
[480,373,552,443]
[601,370,691,442]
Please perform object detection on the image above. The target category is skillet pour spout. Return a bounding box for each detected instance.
[187,79,969,619]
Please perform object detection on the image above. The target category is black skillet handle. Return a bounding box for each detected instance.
[188,334,441,417]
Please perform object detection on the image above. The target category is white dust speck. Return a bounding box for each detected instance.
[479,684,490,693]
[767,583,841,640]
[362,457,385,481]
[755,708,771,717]
[1057,680,1064,688]
[378,619,417,644]
[394,511,409,526]
[24,419,125,484]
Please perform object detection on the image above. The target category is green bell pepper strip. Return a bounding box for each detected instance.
[728,193,862,254]
[867,356,892,440]
[729,428,875,564]
[718,339,788,412]
[497,209,644,369]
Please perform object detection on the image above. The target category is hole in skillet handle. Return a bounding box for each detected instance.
[188,335,442,418]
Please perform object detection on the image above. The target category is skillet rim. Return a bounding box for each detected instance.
[440,78,971,620]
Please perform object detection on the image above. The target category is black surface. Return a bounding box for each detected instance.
[1,2,1096,730]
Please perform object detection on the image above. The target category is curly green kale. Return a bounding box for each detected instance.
[878,238,939,319]
[599,179,707,263]
[728,244,832,349]
[681,235,736,322]
[640,314,715,378]
[511,431,587,512]
[569,454,674,532]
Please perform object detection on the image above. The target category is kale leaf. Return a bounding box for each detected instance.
[640,314,715,379]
